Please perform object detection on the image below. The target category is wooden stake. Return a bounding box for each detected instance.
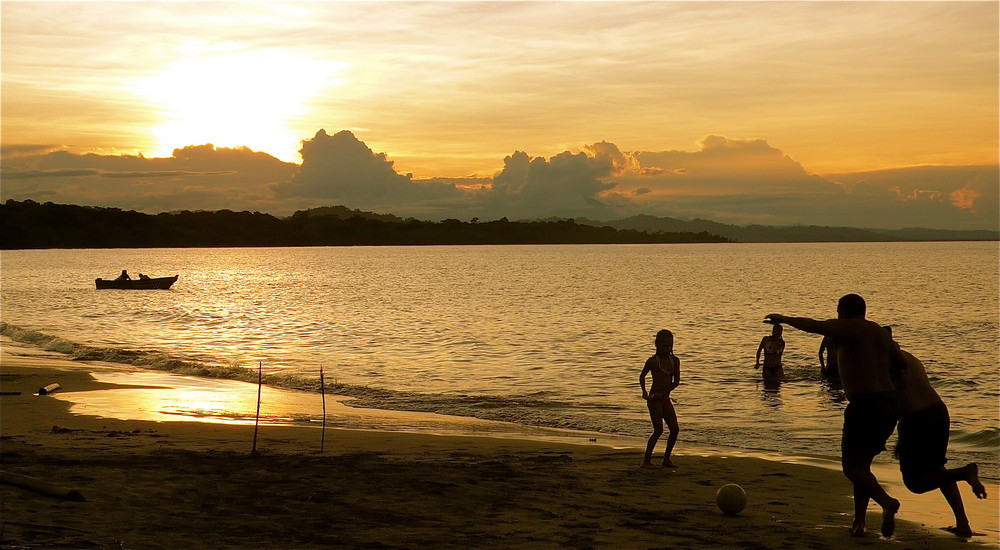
[251,361,262,456]
[320,367,327,453]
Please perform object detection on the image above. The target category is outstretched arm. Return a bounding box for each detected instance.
[765,314,842,338]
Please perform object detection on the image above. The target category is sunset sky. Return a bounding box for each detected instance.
[2,1,997,230]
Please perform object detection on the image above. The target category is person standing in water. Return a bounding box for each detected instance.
[766,294,906,538]
[819,335,840,378]
[755,323,786,385]
[884,326,987,537]
[639,329,680,469]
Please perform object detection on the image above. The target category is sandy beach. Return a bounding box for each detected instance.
[2,342,996,549]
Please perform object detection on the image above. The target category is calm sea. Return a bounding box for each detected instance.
[2,242,997,477]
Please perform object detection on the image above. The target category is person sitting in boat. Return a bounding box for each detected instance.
[115,270,131,281]
[138,273,150,280]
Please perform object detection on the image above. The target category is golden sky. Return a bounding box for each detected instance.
[2,1,997,177]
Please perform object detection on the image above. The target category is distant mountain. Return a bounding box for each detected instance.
[295,205,413,223]
[573,214,998,242]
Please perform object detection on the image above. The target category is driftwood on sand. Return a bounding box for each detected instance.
[37,383,61,395]
[0,469,85,501]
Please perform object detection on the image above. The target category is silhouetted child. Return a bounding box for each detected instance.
[639,329,680,469]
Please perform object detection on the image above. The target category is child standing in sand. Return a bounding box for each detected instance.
[639,329,680,469]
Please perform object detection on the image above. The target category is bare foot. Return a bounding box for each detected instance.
[662,459,678,468]
[945,524,975,537]
[640,461,659,469]
[850,519,866,537]
[880,498,900,538]
[965,464,988,499]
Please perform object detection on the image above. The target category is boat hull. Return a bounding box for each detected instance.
[95,275,178,290]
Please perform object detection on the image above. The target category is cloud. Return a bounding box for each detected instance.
[626,136,839,195]
[2,130,995,230]
[0,144,62,158]
[583,141,638,175]
[824,165,998,228]
[0,145,297,213]
[950,186,981,211]
[475,149,618,219]
[1,168,234,179]
[271,130,461,211]
[2,169,102,179]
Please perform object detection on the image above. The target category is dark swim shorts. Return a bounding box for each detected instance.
[842,391,899,460]
[896,400,950,477]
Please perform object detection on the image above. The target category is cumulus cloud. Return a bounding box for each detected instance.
[272,130,461,211]
[1,130,995,230]
[476,149,619,219]
[583,141,638,175]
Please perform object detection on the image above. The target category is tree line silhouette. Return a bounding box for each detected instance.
[0,200,728,249]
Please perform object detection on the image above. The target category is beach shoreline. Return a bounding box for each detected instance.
[2,343,996,549]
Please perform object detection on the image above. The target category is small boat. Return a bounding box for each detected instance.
[95,275,178,290]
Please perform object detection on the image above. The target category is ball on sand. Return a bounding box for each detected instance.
[716,484,747,515]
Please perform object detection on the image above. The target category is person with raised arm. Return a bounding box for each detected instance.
[765,293,906,538]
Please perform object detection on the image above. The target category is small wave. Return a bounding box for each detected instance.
[2,321,310,388]
[1,322,76,354]
[0,322,605,433]
[929,377,980,388]
[950,428,1000,450]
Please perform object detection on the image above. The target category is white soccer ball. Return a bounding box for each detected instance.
[716,483,747,515]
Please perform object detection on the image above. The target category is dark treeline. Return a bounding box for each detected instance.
[0,200,728,249]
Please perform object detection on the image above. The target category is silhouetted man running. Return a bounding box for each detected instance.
[766,294,906,538]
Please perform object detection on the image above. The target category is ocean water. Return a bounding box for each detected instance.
[1,242,997,478]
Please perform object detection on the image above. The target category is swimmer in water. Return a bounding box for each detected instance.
[756,323,785,385]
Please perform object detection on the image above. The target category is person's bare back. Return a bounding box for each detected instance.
[829,318,899,399]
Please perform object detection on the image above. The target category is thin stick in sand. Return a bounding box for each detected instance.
[251,361,262,456]
[320,366,327,453]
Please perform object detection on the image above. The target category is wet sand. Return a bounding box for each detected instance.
[1,341,995,549]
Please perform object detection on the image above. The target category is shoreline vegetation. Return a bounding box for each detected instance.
[2,346,994,549]
[0,200,726,249]
[2,199,997,250]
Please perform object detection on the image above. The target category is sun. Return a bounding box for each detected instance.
[139,51,344,162]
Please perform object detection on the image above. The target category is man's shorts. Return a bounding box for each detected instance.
[896,399,949,477]
[842,391,899,460]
